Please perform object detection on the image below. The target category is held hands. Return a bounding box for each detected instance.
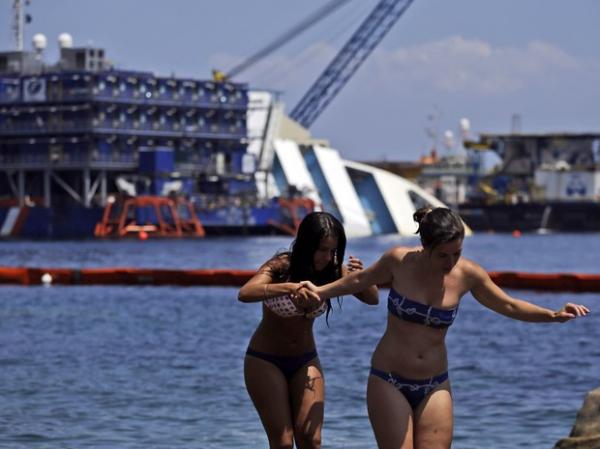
[553,303,590,322]
[291,283,321,311]
[295,257,364,301]
[298,280,320,299]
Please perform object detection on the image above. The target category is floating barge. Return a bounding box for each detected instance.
[0,34,314,238]
[416,132,600,233]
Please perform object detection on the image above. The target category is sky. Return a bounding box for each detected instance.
[1,0,599,161]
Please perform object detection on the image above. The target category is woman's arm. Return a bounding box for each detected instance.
[469,262,590,322]
[238,258,300,303]
[343,256,379,305]
[238,273,301,303]
[305,249,397,300]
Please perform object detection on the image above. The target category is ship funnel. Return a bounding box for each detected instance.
[58,32,73,48]
[32,33,47,51]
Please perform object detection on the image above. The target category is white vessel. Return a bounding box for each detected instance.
[247,91,464,237]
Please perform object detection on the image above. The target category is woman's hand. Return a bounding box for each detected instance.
[292,284,322,310]
[346,255,364,272]
[552,303,590,322]
[298,280,320,296]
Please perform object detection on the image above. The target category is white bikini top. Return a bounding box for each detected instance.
[264,295,328,319]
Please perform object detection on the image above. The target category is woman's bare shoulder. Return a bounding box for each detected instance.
[383,246,418,262]
[456,257,488,282]
[269,252,290,265]
[258,252,290,276]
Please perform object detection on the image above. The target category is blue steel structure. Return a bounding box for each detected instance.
[0,70,248,174]
[290,0,415,129]
[0,43,285,237]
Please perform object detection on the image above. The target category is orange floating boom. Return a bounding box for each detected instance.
[487,271,600,293]
[0,267,254,287]
[0,267,600,292]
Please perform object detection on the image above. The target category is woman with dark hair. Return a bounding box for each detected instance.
[238,211,378,449]
[301,207,589,449]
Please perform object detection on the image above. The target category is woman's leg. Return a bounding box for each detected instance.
[289,358,325,449]
[367,374,415,449]
[413,381,453,449]
[244,354,295,449]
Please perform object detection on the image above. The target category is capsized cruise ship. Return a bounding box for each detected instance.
[246,90,467,238]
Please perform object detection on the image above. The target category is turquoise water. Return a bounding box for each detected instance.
[0,234,598,448]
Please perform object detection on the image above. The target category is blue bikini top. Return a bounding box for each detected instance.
[387,288,458,329]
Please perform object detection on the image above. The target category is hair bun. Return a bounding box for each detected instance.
[413,207,433,224]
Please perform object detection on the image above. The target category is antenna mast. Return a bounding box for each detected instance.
[12,0,25,51]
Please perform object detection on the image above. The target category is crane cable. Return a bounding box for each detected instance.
[242,0,375,91]
[225,0,352,79]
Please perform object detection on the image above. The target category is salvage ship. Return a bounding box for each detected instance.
[415,129,600,233]
[460,132,600,232]
[0,34,315,238]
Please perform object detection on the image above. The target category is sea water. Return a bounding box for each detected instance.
[0,233,598,449]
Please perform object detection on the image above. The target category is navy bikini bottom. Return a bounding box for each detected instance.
[370,367,449,410]
[246,348,318,381]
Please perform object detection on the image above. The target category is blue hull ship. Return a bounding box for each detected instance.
[0,36,310,238]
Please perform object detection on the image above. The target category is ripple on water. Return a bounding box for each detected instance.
[0,235,598,449]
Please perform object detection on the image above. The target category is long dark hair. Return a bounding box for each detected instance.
[268,212,346,322]
[289,212,346,285]
[413,207,464,249]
